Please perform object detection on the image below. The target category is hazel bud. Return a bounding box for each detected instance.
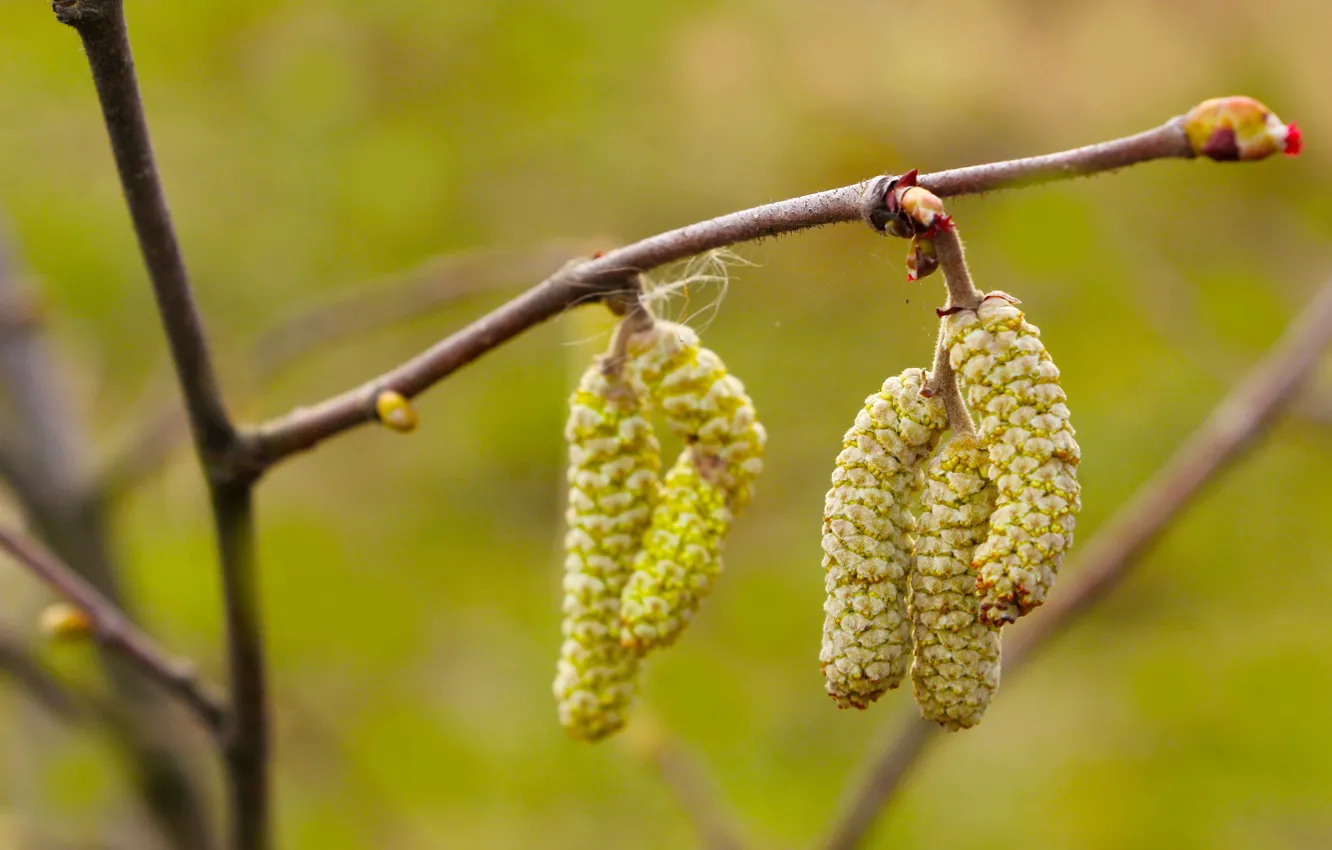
[374,390,418,433]
[40,603,93,641]
[1184,96,1301,161]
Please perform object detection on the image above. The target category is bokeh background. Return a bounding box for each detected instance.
[1,0,1332,847]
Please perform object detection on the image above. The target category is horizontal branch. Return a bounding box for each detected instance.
[246,116,1196,468]
[0,522,227,736]
[820,276,1332,850]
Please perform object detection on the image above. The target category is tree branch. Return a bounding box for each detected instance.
[56,2,268,847]
[100,240,599,497]
[246,117,1196,468]
[54,0,235,461]
[0,521,227,734]
[820,277,1332,850]
[211,484,268,850]
[626,720,748,850]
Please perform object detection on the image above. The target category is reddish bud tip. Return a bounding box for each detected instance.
[1285,122,1303,156]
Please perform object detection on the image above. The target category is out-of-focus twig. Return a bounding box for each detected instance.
[821,277,1332,850]
[1107,216,1332,427]
[0,229,216,847]
[0,522,227,734]
[0,629,87,723]
[100,240,601,496]
[624,718,748,850]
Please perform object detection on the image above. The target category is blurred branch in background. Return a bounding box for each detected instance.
[0,628,91,725]
[623,715,748,850]
[822,277,1332,850]
[0,523,226,734]
[0,227,216,848]
[1107,214,1332,428]
[101,239,605,497]
[248,118,1198,466]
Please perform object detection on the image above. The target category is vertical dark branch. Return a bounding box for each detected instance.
[213,484,268,850]
[54,2,270,847]
[53,0,234,457]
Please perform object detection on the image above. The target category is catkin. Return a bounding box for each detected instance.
[910,436,1000,730]
[618,321,765,651]
[821,368,948,709]
[945,293,1081,624]
[553,354,660,741]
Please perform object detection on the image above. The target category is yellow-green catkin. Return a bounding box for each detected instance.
[553,353,661,741]
[945,293,1081,625]
[618,321,765,651]
[910,436,1000,730]
[821,368,948,709]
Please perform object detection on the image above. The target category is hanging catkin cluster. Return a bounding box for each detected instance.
[944,294,1081,625]
[554,353,660,741]
[554,311,764,740]
[820,368,947,709]
[819,178,1083,731]
[620,321,766,651]
[910,436,1000,730]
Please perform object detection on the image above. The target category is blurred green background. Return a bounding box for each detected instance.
[1,0,1331,847]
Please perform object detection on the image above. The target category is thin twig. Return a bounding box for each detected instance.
[821,277,1332,850]
[100,240,600,496]
[246,117,1196,467]
[650,739,747,850]
[54,0,235,460]
[625,719,748,850]
[55,3,267,847]
[0,522,227,734]
[924,225,981,436]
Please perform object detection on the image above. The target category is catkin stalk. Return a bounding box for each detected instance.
[821,368,947,709]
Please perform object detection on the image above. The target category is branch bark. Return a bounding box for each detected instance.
[246,118,1194,468]
[54,0,234,461]
[820,277,1332,850]
[56,2,267,847]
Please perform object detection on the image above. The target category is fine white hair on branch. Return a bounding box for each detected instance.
[641,248,752,331]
